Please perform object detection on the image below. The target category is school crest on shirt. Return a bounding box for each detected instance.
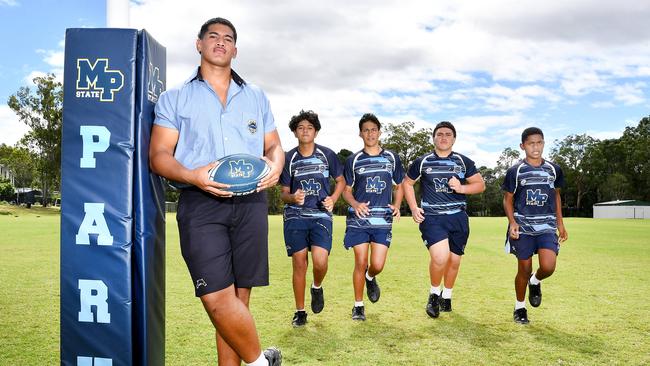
[248,119,258,134]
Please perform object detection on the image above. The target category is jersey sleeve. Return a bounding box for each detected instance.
[343,154,355,186]
[554,163,565,189]
[407,156,423,181]
[392,153,405,184]
[279,151,292,187]
[463,155,478,179]
[501,166,517,193]
[328,149,343,179]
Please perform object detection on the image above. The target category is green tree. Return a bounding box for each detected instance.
[0,144,36,192]
[550,134,597,214]
[8,73,62,206]
[337,148,353,164]
[619,116,650,200]
[381,121,433,169]
[494,147,521,177]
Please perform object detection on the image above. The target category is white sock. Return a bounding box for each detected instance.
[529,273,540,285]
[430,285,441,296]
[312,283,321,289]
[245,352,268,366]
[295,308,305,312]
[354,301,364,307]
[365,271,374,281]
[515,300,526,310]
[442,287,453,299]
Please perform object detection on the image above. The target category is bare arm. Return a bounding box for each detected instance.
[503,191,519,239]
[555,189,568,242]
[280,186,304,205]
[390,182,404,220]
[149,125,231,196]
[342,185,369,218]
[258,130,284,191]
[322,175,346,212]
[448,173,486,195]
[403,176,424,223]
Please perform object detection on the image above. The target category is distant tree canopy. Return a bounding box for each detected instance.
[7,73,62,206]
[5,72,648,216]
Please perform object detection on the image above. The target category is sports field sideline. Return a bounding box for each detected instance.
[0,204,648,365]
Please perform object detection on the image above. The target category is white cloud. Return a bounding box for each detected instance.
[0,0,18,6]
[0,105,29,146]
[121,0,650,167]
[24,71,47,86]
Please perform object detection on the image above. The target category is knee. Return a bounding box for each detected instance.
[540,263,556,276]
[313,258,328,273]
[293,258,308,273]
[355,257,368,271]
[370,262,385,274]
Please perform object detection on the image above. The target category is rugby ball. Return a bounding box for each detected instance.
[207,153,271,195]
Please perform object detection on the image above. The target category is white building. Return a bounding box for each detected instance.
[593,200,650,219]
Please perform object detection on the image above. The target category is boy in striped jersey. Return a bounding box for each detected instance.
[403,121,485,318]
[279,110,345,327]
[342,113,405,321]
[503,127,568,324]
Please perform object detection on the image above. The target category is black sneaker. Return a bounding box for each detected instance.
[365,275,381,303]
[439,297,452,312]
[263,346,282,366]
[311,287,324,314]
[426,293,440,318]
[291,310,307,327]
[351,305,366,321]
[528,282,542,307]
[513,308,530,324]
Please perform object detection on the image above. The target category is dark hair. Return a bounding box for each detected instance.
[521,127,544,143]
[358,113,381,131]
[289,110,321,132]
[198,17,237,43]
[433,121,456,137]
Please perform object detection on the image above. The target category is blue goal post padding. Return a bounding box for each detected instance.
[60,28,166,366]
[133,29,166,366]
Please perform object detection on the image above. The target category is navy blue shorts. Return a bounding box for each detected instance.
[507,232,559,260]
[283,218,332,256]
[419,211,469,255]
[176,188,269,297]
[343,227,392,249]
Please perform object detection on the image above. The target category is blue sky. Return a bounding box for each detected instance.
[2,0,649,167]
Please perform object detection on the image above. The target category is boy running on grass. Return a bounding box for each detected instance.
[503,127,568,324]
[342,113,404,321]
[280,110,345,327]
[403,121,485,318]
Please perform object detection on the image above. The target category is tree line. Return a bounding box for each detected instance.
[2,74,649,215]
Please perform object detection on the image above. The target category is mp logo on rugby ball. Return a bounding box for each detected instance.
[208,153,271,195]
[228,160,254,178]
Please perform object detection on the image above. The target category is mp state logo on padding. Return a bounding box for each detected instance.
[76,58,124,102]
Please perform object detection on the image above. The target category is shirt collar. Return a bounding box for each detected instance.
[185,66,246,87]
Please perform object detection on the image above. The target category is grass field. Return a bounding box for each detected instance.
[1,203,649,365]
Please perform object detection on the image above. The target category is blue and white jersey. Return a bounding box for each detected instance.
[502,159,564,235]
[407,151,478,216]
[344,149,405,229]
[280,144,342,221]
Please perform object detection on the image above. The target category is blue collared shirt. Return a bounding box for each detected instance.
[154,67,276,170]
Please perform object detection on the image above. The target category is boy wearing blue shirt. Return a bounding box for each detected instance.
[280,110,345,327]
[342,113,404,321]
[403,121,485,318]
[503,127,568,324]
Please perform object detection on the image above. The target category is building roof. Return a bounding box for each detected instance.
[594,200,650,206]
